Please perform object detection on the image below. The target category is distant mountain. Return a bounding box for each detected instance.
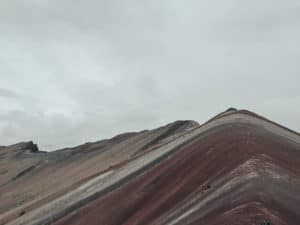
[0,109,299,225]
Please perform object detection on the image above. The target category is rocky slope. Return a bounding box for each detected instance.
[0,109,299,225]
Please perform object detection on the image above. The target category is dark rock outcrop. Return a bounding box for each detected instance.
[7,141,39,153]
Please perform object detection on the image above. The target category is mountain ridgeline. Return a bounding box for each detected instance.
[0,109,299,225]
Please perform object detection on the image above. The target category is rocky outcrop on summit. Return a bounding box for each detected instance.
[1,141,39,153]
[14,141,39,153]
[0,110,299,225]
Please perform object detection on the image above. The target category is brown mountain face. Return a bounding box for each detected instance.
[0,109,299,225]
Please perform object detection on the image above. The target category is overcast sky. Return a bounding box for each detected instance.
[0,0,300,150]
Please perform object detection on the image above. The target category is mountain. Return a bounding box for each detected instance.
[0,109,299,225]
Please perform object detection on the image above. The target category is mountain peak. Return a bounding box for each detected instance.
[0,111,299,225]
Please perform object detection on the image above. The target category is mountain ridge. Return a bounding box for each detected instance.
[0,109,299,225]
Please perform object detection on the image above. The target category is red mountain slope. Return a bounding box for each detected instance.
[0,109,299,225]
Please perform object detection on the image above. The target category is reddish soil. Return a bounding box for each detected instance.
[1,110,300,225]
[55,121,300,225]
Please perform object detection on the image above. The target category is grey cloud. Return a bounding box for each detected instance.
[0,0,299,150]
[0,88,19,99]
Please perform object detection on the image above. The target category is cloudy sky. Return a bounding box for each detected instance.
[0,0,300,150]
